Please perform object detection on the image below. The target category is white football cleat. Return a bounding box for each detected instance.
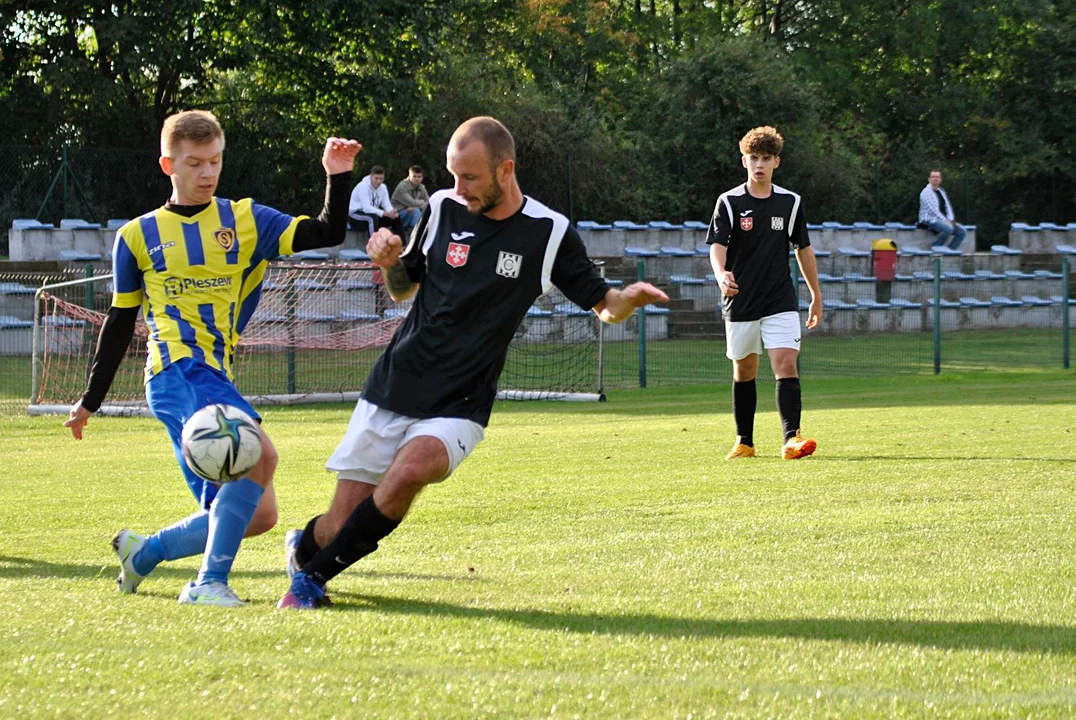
[177,581,247,607]
[112,529,147,594]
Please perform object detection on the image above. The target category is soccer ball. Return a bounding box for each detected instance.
[181,404,262,484]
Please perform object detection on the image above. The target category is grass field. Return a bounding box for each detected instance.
[2,371,1076,717]
[1,327,1068,408]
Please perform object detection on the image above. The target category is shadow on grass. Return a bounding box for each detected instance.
[0,555,477,585]
[329,592,1076,656]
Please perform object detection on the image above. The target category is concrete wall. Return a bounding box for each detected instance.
[1008,228,1075,253]
[8,227,372,262]
[577,227,976,257]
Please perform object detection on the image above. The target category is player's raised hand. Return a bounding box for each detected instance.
[367,227,403,268]
[64,400,92,440]
[322,137,362,175]
[620,281,669,308]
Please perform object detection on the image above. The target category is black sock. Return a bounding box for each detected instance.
[732,380,757,447]
[302,496,400,586]
[776,377,802,441]
[295,514,322,568]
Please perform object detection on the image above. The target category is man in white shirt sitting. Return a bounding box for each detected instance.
[349,165,404,238]
[918,169,967,251]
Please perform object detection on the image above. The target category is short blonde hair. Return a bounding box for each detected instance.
[161,110,225,157]
[739,126,784,156]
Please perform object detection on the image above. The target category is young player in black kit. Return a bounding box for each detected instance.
[707,126,823,462]
[279,116,669,608]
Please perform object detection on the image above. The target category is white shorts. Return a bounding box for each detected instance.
[326,399,485,485]
[725,311,802,360]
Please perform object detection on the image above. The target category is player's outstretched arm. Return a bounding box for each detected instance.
[367,227,418,302]
[594,282,669,324]
[794,246,823,329]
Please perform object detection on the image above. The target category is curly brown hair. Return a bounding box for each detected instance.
[739,126,784,156]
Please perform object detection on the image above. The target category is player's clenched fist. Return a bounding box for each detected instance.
[367,228,403,268]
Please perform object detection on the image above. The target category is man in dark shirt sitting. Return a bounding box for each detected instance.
[918,169,967,250]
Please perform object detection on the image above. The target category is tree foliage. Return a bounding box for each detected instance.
[3,0,1074,241]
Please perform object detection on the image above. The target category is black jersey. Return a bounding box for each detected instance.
[362,190,609,426]
[705,183,811,322]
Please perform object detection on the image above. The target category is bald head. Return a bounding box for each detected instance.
[449,117,516,171]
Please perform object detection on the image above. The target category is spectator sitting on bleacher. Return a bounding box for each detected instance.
[349,165,404,239]
[918,169,967,250]
[390,165,430,239]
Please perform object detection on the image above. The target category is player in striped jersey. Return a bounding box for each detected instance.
[64,110,365,606]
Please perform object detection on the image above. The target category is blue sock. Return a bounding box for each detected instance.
[196,479,264,586]
[132,510,210,576]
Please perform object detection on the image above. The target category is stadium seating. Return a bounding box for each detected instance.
[59,218,102,230]
[11,219,54,230]
[58,249,103,262]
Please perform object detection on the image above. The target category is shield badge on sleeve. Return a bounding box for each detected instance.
[740,217,753,231]
[447,242,470,268]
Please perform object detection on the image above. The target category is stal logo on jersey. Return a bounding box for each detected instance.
[771,216,785,231]
[214,228,236,251]
[740,216,753,231]
[447,242,470,268]
[496,251,522,279]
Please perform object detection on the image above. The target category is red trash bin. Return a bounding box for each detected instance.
[871,238,898,302]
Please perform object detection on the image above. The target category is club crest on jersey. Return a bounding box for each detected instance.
[740,217,753,231]
[447,242,470,268]
[214,228,236,251]
[771,216,785,231]
[496,251,522,279]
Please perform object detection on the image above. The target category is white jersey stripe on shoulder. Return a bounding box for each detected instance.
[521,196,570,294]
[772,184,801,238]
[717,184,747,225]
[418,190,464,257]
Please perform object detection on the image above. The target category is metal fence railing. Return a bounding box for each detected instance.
[1,255,1071,414]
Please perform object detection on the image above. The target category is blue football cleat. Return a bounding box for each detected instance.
[277,571,328,610]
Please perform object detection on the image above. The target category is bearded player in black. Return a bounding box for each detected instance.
[707,126,823,462]
[279,117,668,608]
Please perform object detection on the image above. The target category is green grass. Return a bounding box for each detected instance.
[3,371,1076,717]
[1,327,1069,408]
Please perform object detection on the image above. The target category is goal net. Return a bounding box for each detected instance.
[28,262,604,415]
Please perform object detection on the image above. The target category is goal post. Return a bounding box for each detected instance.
[28,263,605,415]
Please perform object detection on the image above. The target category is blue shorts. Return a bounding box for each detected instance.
[145,357,261,510]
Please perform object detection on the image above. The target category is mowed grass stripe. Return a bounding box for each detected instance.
[1,371,1074,717]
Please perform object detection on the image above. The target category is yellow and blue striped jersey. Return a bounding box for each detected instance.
[111,197,304,382]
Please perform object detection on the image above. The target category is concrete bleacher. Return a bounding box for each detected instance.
[7,222,374,262]
[576,218,981,257]
[1007,222,1076,253]
[16,217,1076,264]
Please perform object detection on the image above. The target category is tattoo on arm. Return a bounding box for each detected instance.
[383,262,413,296]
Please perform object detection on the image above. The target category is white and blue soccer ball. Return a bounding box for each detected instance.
[181,404,262,484]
